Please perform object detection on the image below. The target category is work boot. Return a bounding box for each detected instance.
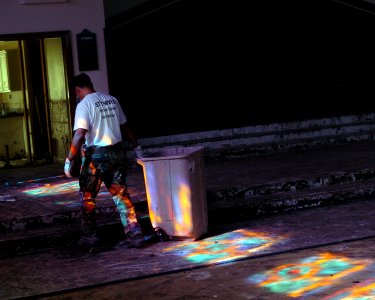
[125,231,145,248]
[78,209,99,248]
[77,231,99,248]
[116,230,145,249]
[77,221,99,248]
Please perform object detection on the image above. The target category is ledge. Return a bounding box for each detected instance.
[0,113,24,119]
[19,0,67,4]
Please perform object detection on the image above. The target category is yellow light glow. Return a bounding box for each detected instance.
[174,184,192,236]
[76,118,88,129]
[102,135,112,145]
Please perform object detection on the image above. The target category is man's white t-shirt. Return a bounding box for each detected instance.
[73,92,127,147]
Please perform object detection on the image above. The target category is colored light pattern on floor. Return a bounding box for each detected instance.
[17,175,65,184]
[20,179,114,208]
[322,278,375,300]
[22,181,79,196]
[163,229,283,264]
[249,253,371,298]
[21,180,111,198]
[53,200,81,208]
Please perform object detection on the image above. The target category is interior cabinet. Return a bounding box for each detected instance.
[0,50,11,93]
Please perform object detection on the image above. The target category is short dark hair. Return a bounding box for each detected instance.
[73,73,93,89]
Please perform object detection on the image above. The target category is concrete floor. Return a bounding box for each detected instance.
[3,141,375,299]
[44,237,375,300]
[2,198,375,300]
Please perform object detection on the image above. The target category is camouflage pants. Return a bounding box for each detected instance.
[79,145,141,236]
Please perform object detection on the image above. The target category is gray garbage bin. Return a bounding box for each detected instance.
[137,146,208,240]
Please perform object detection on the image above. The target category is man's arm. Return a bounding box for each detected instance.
[120,122,144,158]
[120,122,138,148]
[64,128,87,178]
[67,128,87,161]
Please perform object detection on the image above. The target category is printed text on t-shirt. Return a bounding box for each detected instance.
[95,100,116,107]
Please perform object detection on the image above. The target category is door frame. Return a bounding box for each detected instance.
[0,31,75,163]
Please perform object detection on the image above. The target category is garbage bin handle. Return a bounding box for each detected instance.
[136,158,144,167]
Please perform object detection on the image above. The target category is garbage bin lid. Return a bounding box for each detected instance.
[139,146,204,162]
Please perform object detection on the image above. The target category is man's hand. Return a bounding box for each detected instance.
[64,158,74,178]
[134,145,144,159]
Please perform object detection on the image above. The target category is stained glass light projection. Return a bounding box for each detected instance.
[249,253,371,298]
[20,178,112,207]
[22,181,79,196]
[323,278,375,300]
[163,229,284,264]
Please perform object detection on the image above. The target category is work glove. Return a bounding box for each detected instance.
[64,158,74,178]
[134,145,144,159]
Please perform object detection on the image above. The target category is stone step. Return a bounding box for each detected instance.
[2,177,375,257]
[138,113,375,159]
[208,177,375,224]
[2,167,375,234]
[207,168,375,201]
[0,214,153,258]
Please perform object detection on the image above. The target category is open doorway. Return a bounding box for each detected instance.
[0,32,73,168]
[22,39,50,163]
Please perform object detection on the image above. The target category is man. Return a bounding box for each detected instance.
[64,73,144,248]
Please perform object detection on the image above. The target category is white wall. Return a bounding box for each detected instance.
[0,0,109,93]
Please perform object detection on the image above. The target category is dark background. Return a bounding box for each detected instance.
[105,0,375,138]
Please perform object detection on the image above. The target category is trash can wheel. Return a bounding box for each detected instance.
[154,227,169,242]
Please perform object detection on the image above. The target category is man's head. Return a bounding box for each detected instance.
[73,73,94,100]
